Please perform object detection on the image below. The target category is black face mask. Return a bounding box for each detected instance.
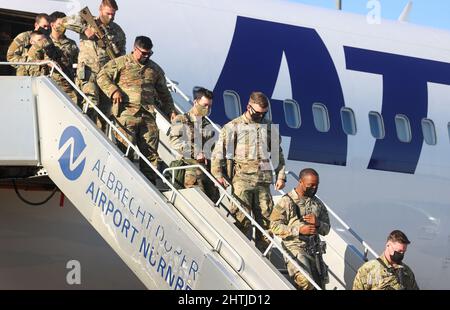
[304,186,317,198]
[138,56,149,64]
[249,105,266,123]
[38,27,50,36]
[390,251,404,264]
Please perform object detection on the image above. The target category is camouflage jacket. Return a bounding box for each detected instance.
[24,36,77,79]
[353,255,419,290]
[50,34,79,81]
[270,189,330,250]
[24,37,58,77]
[211,114,286,184]
[97,53,176,117]
[169,110,216,160]
[6,31,32,75]
[64,14,126,73]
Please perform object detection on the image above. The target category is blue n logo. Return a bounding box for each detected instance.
[58,126,87,181]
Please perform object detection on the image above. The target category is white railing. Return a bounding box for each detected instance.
[282,170,379,260]
[162,76,324,289]
[0,61,247,277]
[2,61,323,289]
[163,164,323,290]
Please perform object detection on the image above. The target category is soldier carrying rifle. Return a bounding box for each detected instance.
[270,168,330,290]
[63,0,126,130]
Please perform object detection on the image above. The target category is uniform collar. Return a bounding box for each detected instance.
[241,112,269,125]
[50,34,69,44]
[187,109,199,122]
[129,52,149,68]
[243,112,261,124]
[289,189,300,201]
[95,16,112,28]
[288,189,312,205]
[380,254,404,269]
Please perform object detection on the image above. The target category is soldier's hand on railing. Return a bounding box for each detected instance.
[196,152,206,164]
[84,27,96,39]
[46,61,60,70]
[275,179,285,191]
[217,177,229,189]
[112,90,123,106]
[299,224,317,235]
[170,111,177,122]
[303,214,318,227]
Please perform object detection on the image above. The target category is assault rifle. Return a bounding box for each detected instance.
[304,234,329,289]
[79,6,121,117]
[79,6,120,62]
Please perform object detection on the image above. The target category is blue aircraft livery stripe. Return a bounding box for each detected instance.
[212,16,347,166]
[345,47,450,174]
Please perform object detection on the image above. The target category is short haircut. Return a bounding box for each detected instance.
[101,0,119,10]
[35,13,50,24]
[134,36,153,50]
[30,30,46,38]
[50,11,66,24]
[249,91,269,109]
[193,87,213,101]
[387,230,411,244]
[299,168,319,180]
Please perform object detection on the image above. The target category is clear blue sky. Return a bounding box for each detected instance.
[290,0,450,31]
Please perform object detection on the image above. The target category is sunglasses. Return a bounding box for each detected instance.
[249,105,268,118]
[135,47,153,56]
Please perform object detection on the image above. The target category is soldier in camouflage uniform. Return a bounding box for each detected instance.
[169,87,219,201]
[47,12,79,103]
[211,92,286,252]
[24,31,55,77]
[353,230,419,290]
[25,20,78,104]
[270,168,330,290]
[97,36,177,183]
[6,13,50,76]
[63,0,126,129]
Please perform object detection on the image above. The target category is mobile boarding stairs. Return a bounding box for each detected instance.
[0,62,378,290]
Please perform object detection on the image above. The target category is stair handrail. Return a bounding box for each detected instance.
[163,163,323,290]
[0,61,248,277]
[280,170,379,261]
[161,74,322,289]
[2,61,322,289]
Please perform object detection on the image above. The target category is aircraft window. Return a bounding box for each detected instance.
[395,114,412,143]
[223,90,242,120]
[368,111,385,139]
[421,119,437,146]
[283,99,301,129]
[312,103,330,133]
[340,107,357,135]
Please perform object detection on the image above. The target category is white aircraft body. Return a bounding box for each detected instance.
[1,0,450,289]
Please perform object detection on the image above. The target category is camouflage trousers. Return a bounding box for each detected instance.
[115,109,160,183]
[183,159,219,203]
[53,75,78,104]
[286,247,321,290]
[77,67,111,131]
[231,180,273,252]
